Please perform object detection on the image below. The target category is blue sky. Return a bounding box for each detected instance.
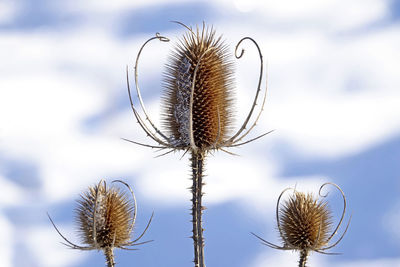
[1,0,400,266]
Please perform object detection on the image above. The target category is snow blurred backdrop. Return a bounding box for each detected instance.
[0,0,399,266]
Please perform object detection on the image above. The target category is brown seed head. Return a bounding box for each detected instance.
[279,191,332,251]
[162,24,235,150]
[76,181,134,249]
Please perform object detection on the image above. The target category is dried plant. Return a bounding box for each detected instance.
[252,183,351,267]
[124,22,269,267]
[48,180,153,267]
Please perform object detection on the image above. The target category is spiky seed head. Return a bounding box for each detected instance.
[162,24,235,150]
[279,191,332,251]
[76,181,134,249]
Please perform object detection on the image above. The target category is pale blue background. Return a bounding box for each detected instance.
[0,0,400,266]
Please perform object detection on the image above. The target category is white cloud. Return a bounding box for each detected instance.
[0,30,165,203]
[266,90,400,157]
[219,19,400,158]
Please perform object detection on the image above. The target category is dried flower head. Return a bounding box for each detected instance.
[48,180,153,267]
[279,191,332,251]
[124,22,271,155]
[76,180,134,248]
[252,183,351,267]
[162,24,234,149]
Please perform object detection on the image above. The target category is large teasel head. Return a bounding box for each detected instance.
[48,180,153,267]
[162,25,234,150]
[252,183,351,266]
[125,22,270,155]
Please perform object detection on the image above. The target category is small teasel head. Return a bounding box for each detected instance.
[252,183,351,262]
[48,180,153,267]
[162,24,235,150]
[279,191,332,250]
[76,180,134,249]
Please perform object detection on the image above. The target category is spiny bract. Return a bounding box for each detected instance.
[162,25,235,150]
[280,191,332,250]
[76,181,134,248]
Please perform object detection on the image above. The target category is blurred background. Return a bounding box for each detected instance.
[1,0,400,266]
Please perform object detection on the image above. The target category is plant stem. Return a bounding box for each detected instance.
[298,249,308,267]
[104,247,115,267]
[191,151,206,267]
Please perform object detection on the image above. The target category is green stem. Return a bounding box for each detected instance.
[191,151,206,267]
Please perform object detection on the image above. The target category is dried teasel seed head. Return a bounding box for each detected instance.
[252,183,350,267]
[48,180,153,267]
[280,191,332,251]
[162,24,235,150]
[76,180,134,249]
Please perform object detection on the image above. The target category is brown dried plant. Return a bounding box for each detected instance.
[48,180,153,267]
[124,22,270,267]
[252,183,351,267]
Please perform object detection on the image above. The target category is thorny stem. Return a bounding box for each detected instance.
[191,151,206,267]
[299,249,309,267]
[104,247,115,267]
